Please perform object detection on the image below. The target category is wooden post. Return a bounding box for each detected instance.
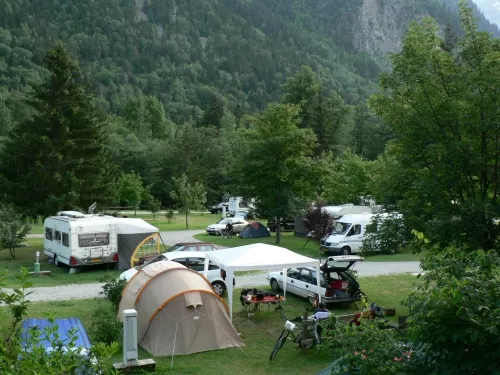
[301,308,310,352]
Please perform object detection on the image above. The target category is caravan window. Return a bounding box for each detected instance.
[78,233,110,247]
[239,201,248,208]
[45,228,53,241]
[62,233,69,247]
[54,231,61,241]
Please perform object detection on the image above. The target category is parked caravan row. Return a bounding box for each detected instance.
[43,211,160,269]
[320,212,401,255]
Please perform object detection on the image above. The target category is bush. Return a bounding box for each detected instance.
[0,268,119,375]
[98,274,127,312]
[361,213,409,254]
[301,203,334,243]
[404,247,500,374]
[90,301,123,345]
[320,319,423,375]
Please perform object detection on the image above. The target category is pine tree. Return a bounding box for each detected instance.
[0,42,114,217]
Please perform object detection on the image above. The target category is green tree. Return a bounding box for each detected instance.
[369,3,500,250]
[117,172,145,216]
[169,173,206,229]
[0,204,31,260]
[238,103,317,244]
[199,94,224,129]
[147,194,162,219]
[319,150,369,205]
[0,42,114,217]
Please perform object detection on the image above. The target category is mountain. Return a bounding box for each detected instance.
[0,0,498,128]
[472,0,500,26]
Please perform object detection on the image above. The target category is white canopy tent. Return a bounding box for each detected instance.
[203,243,321,320]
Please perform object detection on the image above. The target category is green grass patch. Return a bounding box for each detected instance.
[0,238,120,288]
[195,232,425,262]
[0,274,415,374]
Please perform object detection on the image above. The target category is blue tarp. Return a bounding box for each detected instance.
[21,318,92,352]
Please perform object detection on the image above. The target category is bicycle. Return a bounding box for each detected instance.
[269,308,329,360]
[349,302,404,338]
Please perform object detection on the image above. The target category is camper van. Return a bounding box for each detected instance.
[228,197,254,216]
[320,213,375,255]
[44,211,118,267]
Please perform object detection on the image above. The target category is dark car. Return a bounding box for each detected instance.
[267,217,295,232]
[208,202,229,214]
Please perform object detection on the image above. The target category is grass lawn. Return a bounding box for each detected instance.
[195,232,425,262]
[29,212,265,233]
[0,238,121,288]
[0,274,414,375]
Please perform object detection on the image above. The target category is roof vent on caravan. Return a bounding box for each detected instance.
[57,211,86,219]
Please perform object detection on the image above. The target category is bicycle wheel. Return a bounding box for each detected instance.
[269,330,290,361]
[381,324,404,339]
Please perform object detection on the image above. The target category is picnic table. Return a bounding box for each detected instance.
[241,294,286,313]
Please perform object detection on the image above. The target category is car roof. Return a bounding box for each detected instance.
[164,251,209,259]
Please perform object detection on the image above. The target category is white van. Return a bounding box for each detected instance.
[322,204,372,220]
[320,213,375,255]
[44,211,118,267]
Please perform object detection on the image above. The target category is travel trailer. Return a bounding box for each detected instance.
[228,197,254,216]
[44,211,159,268]
[322,204,373,220]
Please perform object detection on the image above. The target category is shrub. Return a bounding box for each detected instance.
[361,212,409,254]
[90,301,123,345]
[301,203,334,243]
[98,274,127,312]
[165,209,175,223]
[0,268,119,375]
[404,247,500,374]
[320,319,422,375]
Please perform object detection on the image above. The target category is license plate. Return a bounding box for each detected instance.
[90,258,102,263]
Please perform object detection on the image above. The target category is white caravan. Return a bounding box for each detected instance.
[322,204,372,220]
[320,213,376,255]
[44,211,118,267]
[228,197,254,216]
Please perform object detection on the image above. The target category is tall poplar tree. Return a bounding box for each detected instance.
[0,42,114,217]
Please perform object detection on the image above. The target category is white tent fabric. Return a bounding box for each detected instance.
[203,243,321,320]
[114,218,159,234]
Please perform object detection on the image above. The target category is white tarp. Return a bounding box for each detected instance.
[203,243,321,320]
[115,218,159,234]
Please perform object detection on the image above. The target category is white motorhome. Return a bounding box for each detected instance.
[320,213,376,255]
[322,204,372,220]
[44,211,118,267]
[228,197,254,216]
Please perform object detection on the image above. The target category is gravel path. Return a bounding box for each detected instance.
[4,261,421,303]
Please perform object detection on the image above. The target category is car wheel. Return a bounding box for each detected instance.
[212,281,226,296]
[308,295,316,305]
[341,246,351,255]
[270,278,280,292]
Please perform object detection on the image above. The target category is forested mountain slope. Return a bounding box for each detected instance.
[0,0,497,129]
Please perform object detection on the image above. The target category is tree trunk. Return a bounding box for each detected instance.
[185,210,189,229]
[276,217,281,244]
[9,247,16,260]
[134,207,137,216]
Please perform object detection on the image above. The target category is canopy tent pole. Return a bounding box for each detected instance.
[282,268,287,302]
[227,269,234,320]
[203,257,209,278]
[315,264,321,302]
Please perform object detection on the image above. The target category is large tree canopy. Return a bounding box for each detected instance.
[0,42,114,217]
[370,2,500,250]
[237,103,318,243]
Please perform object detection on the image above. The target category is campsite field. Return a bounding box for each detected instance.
[29,212,264,234]
[194,232,425,262]
[0,274,414,375]
[0,238,121,288]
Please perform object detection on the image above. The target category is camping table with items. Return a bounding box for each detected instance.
[241,294,286,313]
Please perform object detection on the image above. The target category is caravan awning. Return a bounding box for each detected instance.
[115,218,159,234]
